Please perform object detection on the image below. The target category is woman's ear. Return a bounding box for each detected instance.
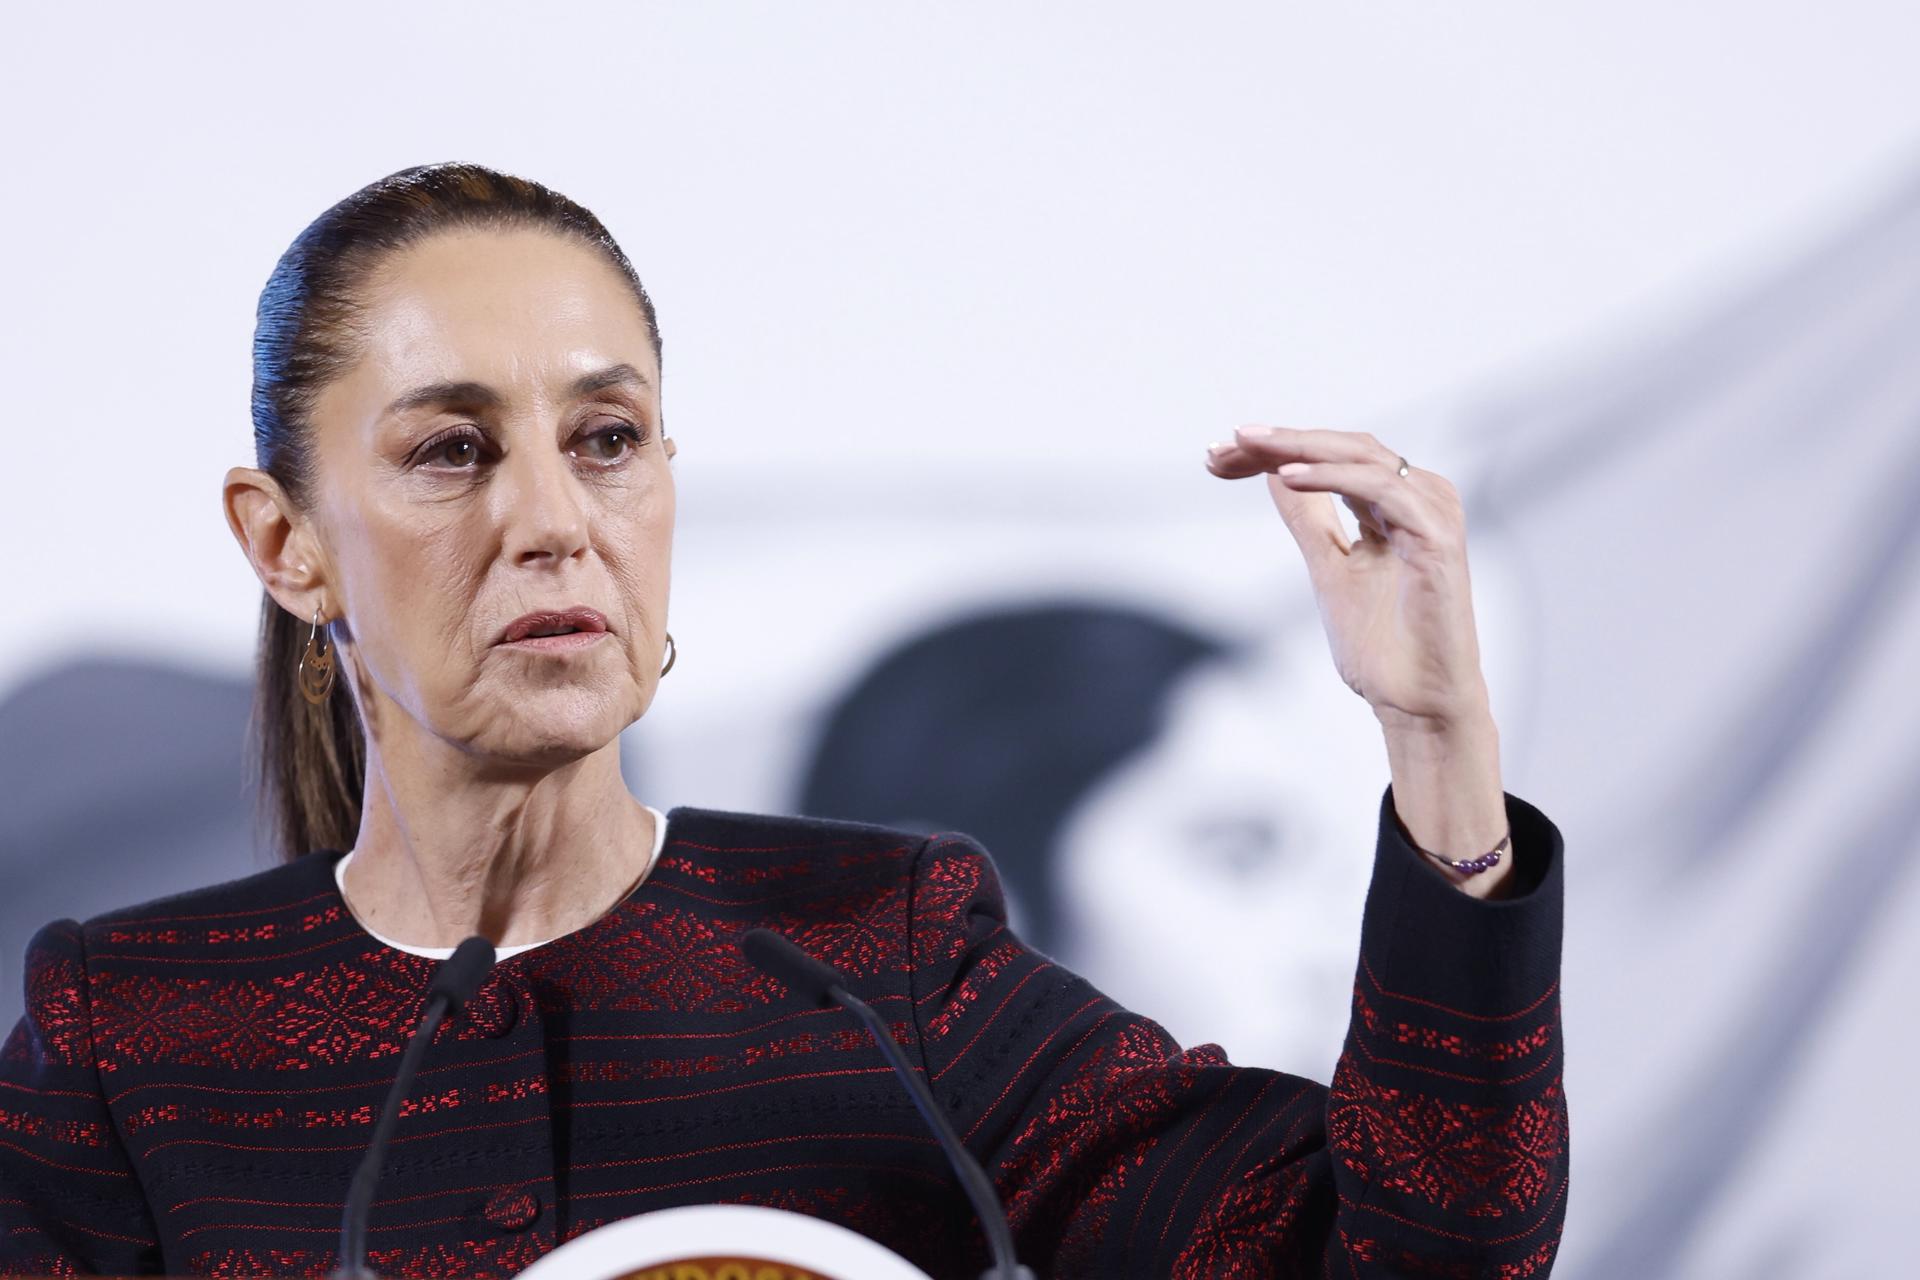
[223,466,332,620]
[663,434,677,461]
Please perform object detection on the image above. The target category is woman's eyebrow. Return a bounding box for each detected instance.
[382,379,500,420]
[567,362,650,399]
[381,364,651,420]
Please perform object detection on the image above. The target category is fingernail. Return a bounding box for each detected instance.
[1234,424,1275,440]
[1278,462,1309,477]
[1206,441,1230,455]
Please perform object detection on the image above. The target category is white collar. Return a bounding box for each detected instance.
[334,804,669,960]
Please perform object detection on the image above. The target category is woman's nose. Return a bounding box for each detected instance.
[495,441,589,567]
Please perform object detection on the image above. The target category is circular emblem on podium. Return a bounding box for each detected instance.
[514,1203,935,1280]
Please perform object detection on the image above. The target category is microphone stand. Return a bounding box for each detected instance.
[333,936,496,1280]
[742,928,1037,1280]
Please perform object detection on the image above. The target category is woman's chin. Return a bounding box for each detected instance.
[460,732,617,778]
[457,691,637,771]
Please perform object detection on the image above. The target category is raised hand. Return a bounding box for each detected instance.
[1205,424,1513,897]
[1205,425,1489,732]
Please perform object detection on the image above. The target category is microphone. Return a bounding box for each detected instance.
[740,928,1036,1280]
[334,936,497,1280]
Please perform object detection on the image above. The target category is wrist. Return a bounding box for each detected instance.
[1372,682,1495,741]
[1380,708,1511,898]
[1380,703,1499,772]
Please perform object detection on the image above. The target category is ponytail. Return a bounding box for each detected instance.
[253,597,365,856]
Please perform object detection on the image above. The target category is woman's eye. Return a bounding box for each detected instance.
[436,438,481,467]
[416,430,486,469]
[1184,815,1283,879]
[574,423,646,463]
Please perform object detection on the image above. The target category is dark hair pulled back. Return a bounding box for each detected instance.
[250,161,662,859]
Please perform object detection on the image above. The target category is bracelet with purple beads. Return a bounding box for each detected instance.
[1413,830,1511,875]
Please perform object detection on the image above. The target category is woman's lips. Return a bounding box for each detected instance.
[497,607,611,651]
[498,630,608,653]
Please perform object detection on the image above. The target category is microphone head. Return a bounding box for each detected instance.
[740,928,843,1007]
[428,936,497,1012]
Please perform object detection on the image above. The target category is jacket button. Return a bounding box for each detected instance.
[465,982,520,1039]
[483,1186,541,1232]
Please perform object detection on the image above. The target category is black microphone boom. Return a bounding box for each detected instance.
[334,936,497,1280]
[740,928,1036,1280]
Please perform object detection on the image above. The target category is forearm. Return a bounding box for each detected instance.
[1379,702,1514,899]
[1324,778,1570,1275]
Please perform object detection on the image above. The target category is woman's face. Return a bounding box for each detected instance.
[301,227,674,770]
[1050,624,1385,1076]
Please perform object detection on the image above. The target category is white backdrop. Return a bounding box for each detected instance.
[4,5,1918,1277]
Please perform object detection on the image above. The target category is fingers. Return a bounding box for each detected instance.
[1275,461,1450,544]
[1341,490,1391,542]
[1204,424,1390,478]
[1236,424,1391,464]
[1204,425,1453,547]
[1263,475,1353,571]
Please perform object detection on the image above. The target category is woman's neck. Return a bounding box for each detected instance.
[343,734,656,951]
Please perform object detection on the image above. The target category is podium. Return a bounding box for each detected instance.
[514,1204,936,1280]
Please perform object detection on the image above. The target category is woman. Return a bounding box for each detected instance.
[799,601,1235,954]
[0,162,1568,1278]
[796,602,1383,1074]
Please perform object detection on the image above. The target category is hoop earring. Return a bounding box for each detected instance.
[298,606,337,705]
[659,631,677,678]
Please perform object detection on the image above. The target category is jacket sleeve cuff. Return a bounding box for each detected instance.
[1357,781,1566,1019]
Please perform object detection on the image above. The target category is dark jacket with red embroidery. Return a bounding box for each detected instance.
[0,784,1567,1277]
